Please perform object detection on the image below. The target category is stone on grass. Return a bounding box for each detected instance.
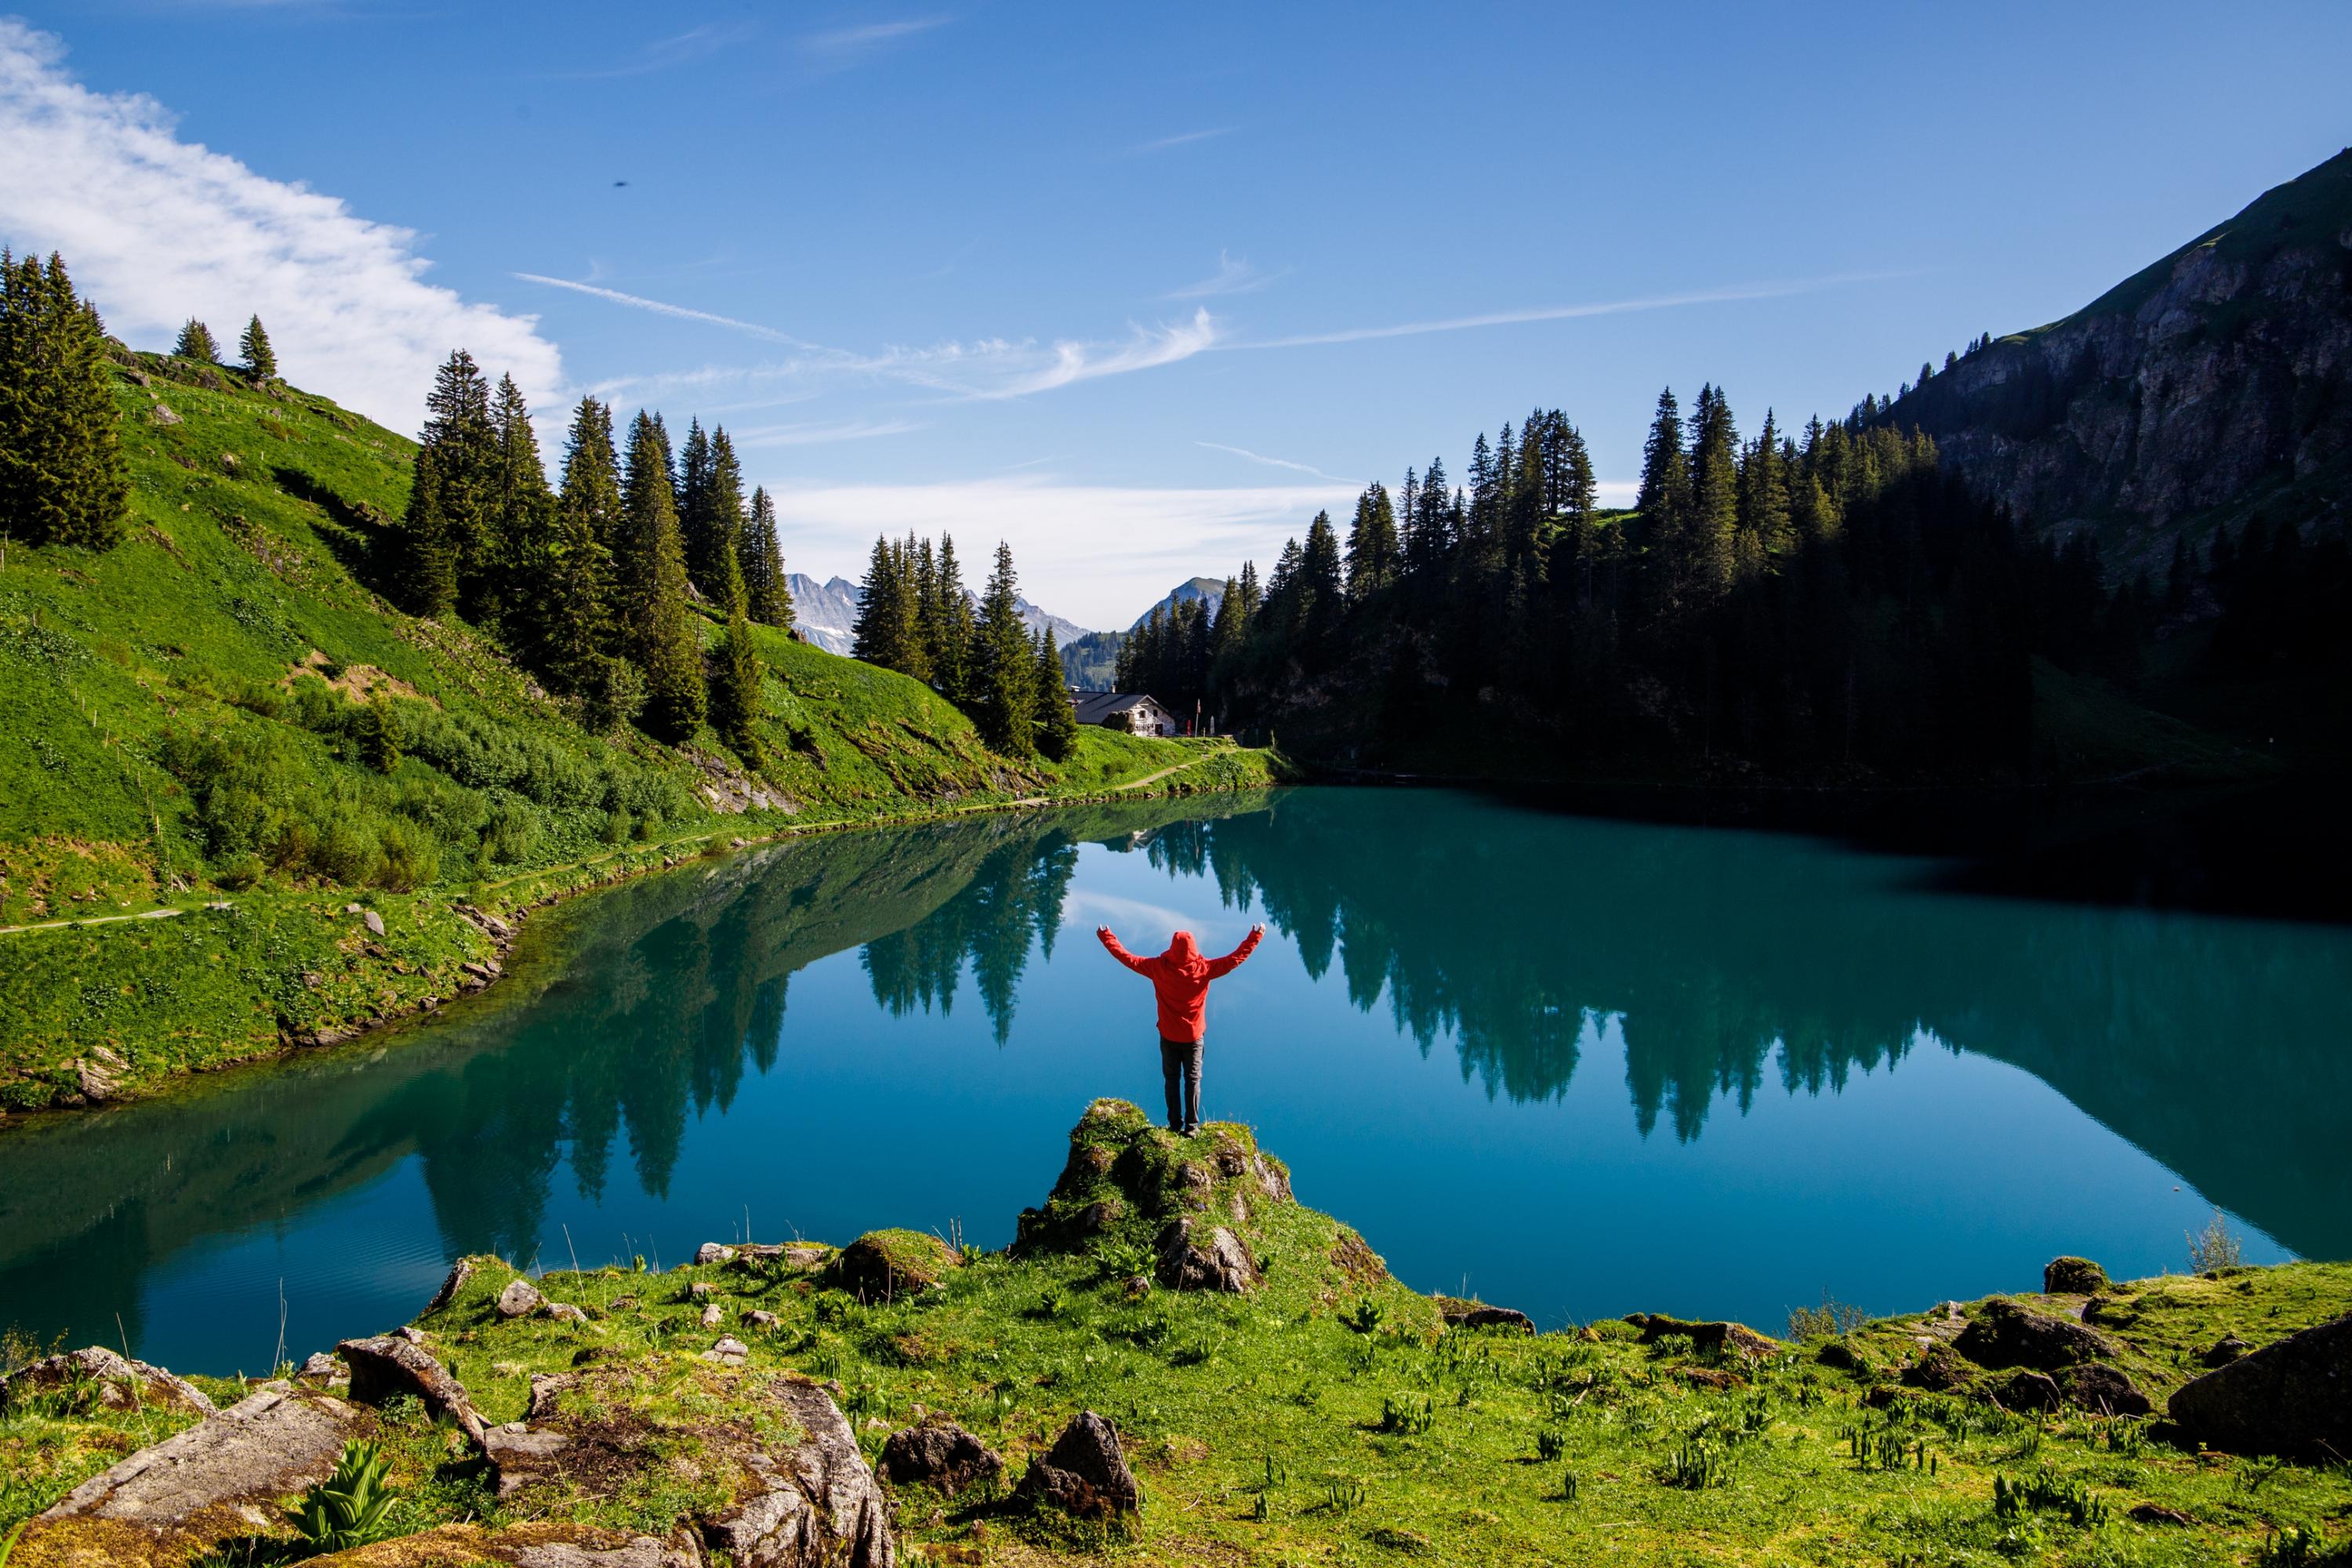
[296,1352,343,1383]
[1156,1217,1258,1293]
[701,1301,724,1330]
[1952,1298,2117,1371]
[2202,1333,2252,1367]
[1436,1296,1535,1334]
[2168,1312,2352,1456]
[2058,1361,2153,1416]
[28,1385,361,1559]
[1977,1367,2063,1413]
[497,1277,546,1319]
[746,1310,781,1329]
[705,1337,750,1367]
[1624,1312,1778,1359]
[1014,1410,1138,1519]
[423,1258,475,1313]
[4,1346,215,1415]
[361,908,385,936]
[833,1229,959,1298]
[2042,1256,2109,1294]
[696,1243,738,1265]
[337,1334,488,1444]
[879,1415,1004,1497]
[1903,1342,1972,1392]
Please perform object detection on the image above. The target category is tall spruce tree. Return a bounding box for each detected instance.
[739,485,792,628]
[399,350,495,618]
[971,541,1035,753]
[1034,627,1079,760]
[1344,482,1399,598]
[540,397,622,696]
[703,426,749,612]
[616,410,706,741]
[851,534,920,673]
[708,599,765,761]
[1688,384,1740,598]
[173,318,220,364]
[1632,388,1693,617]
[239,315,277,382]
[0,251,129,550]
[485,372,554,627]
[1300,510,1345,637]
[931,534,974,702]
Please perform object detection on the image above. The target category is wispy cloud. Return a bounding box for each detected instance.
[1165,249,1283,300]
[1196,441,1348,483]
[982,309,1219,398]
[514,273,822,347]
[1238,272,1914,350]
[0,20,561,431]
[1127,126,1234,156]
[803,16,949,63]
[733,416,919,448]
[540,24,755,82]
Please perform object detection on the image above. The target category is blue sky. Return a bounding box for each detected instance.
[2,2,2347,626]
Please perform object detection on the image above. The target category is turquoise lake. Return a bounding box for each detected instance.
[2,786,2345,1375]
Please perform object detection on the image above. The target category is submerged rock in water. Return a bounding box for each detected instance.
[1953,1299,2117,1370]
[2169,1312,2352,1456]
[1014,1410,1139,1519]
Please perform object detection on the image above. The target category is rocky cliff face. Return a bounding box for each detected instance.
[1881,148,2352,572]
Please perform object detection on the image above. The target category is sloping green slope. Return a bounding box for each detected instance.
[0,352,1277,1108]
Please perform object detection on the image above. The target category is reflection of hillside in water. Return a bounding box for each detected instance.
[0,796,1259,1349]
[1116,793,2352,1259]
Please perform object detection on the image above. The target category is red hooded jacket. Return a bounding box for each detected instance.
[1097,926,1262,1044]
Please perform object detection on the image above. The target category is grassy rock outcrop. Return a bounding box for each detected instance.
[832,1230,959,1299]
[2168,1312,2352,1456]
[1952,1298,2118,1370]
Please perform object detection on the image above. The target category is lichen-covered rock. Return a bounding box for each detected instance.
[1902,1342,1972,1392]
[1624,1313,1778,1360]
[481,1366,891,1566]
[695,1243,739,1265]
[1977,1367,2063,1413]
[1014,1410,1138,1519]
[338,1334,487,1444]
[1436,1297,1535,1334]
[2059,1361,2153,1416]
[2202,1332,2252,1367]
[878,1414,1004,1496]
[23,1385,365,1563]
[2043,1256,2109,1295]
[1156,1217,1258,1293]
[1953,1299,2117,1371]
[2169,1312,2352,1456]
[297,1521,700,1565]
[3,1346,215,1415]
[498,1278,546,1319]
[832,1230,958,1298]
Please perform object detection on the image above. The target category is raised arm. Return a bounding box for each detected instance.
[1096,926,1152,974]
[1205,924,1266,978]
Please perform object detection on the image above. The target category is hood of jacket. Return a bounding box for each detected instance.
[1161,931,1207,978]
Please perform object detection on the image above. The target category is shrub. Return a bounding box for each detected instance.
[2187,1210,2245,1274]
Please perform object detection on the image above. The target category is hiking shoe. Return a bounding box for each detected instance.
[1182,1122,1201,1138]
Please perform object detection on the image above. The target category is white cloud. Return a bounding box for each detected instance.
[803,17,949,62]
[733,417,920,448]
[1165,249,1283,300]
[541,24,757,82]
[1127,127,1234,156]
[515,274,819,347]
[0,20,563,434]
[760,475,1356,628]
[1196,441,1350,483]
[1236,272,1914,350]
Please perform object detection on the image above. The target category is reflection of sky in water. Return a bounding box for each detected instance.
[1,788,2341,1374]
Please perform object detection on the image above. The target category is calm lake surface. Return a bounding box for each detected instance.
[3,786,2346,1374]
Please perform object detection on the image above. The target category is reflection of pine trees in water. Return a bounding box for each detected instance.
[862,837,1079,1044]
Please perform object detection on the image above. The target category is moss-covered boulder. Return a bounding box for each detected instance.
[1013,1098,1292,1270]
[2044,1255,2109,1294]
[832,1229,959,1299]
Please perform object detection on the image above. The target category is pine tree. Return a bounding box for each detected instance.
[485,372,553,627]
[1632,387,1692,615]
[239,315,277,382]
[971,541,1035,753]
[703,426,749,612]
[708,600,765,761]
[1688,383,1740,597]
[0,251,130,550]
[1344,482,1399,598]
[851,534,920,672]
[539,397,622,697]
[674,419,715,600]
[739,485,792,628]
[1740,408,1793,563]
[931,534,973,702]
[1301,509,1345,637]
[615,410,706,741]
[398,350,495,618]
[1034,627,1079,760]
[173,318,220,364]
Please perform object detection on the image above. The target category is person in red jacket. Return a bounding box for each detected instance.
[1097,922,1265,1136]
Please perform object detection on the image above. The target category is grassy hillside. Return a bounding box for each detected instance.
[0,352,1280,1110]
[5,1102,2347,1566]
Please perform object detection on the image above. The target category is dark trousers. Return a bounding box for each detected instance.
[1159,1036,1203,1129]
